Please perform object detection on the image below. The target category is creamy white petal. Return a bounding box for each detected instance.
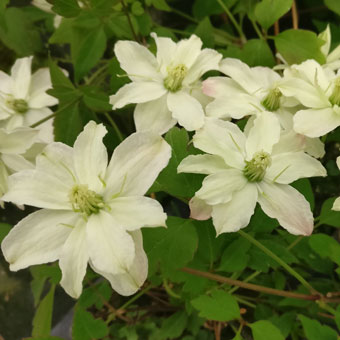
[86,211,135,274]
[212,183,258,234]
[1,209,76,271]
[0,159,8,197]
[59,220,89,298]
[134,95,176,135]
[167,91,205,131]
[0,128,38,154]
[245,112,281,159]
[202,77,243,98]
[266,152,326,184]
[73,121,108,191]
[193,118,246,169]
[110,82,166,109]
[0,70,11,93]
[109,196,166,230]
[304,137,325,158]
[178,154,227,175]
[11,57,33,99]
[106,132,171,197]
[174,34,203,69]
[114,40,160,81]
[196,169,247,205]
[258,181,313,235]
[3,170,71,209]
[184,49,222,85]
[337,156,340,170]
[1,154,33,172]
[293,107,340,137]
[332,197,340,211]
[250,66,281,89]
[91,230,147,296]
[272,130,306,155]
[189,196,212,220]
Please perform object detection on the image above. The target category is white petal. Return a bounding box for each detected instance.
[272,130,306,154]
[167,91,205,131]
[304,137,325,158]
[110,82,166,109]
[134,95,176,135]
[258,182,313,235]
[0,70,11,93]
[337,156,340,170]
[319,25,331,56]
[196,169,247,205]
[212,183,258,234]
[0,128,38,154]
[178,154,227,175]
[11,57,33,99]
[193,118,246,169]
[105,132,171,197]
[1,154,33,172]
[184,49,222,85]
[1,209,75,271]
[3,169,71,209]
[114,40,160,81]
[189,196,212,220]
[332,197,340,211]
[86,211,135,274]
[73,121,108,191]
[91,230,147,296]
[266,152,327,184]
[174,34,203,69]
[202,77,243,98]
[59,220,89,298]
[0,159,8,197]
[245,112,281,159]
[251,66,281,89]
[109,196,166,230]
[293,108,340,137]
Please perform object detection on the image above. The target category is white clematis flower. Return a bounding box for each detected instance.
[0,127,39,205]
[0,57,58,143]
[318,25,340,72]
[178,113,326,236]
[1,121,171,298]
[110,33,222,133]
[332,156,340,211]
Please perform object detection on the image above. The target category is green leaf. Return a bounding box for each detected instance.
[335,305,340,332]
[150,127,204,198]
[224,39,275,67]
[299,314,338,340]
[291,178,315,211]
[192,0,237,20]
[159,311,188,339]
[32,285,56,338]
[194,17,214,48]
[274,29,326,64]
[81,86,111,112]
[325,0,340,16]
[74,27,107,82]
[143,216,198,276]
[72,306,109,340]
[52,0,81,17]
[131,1,144,16]
[150,0,171,11]
[319,197,340,227]
[0,223,11,243]
[27,337,65,340]
[191,289,240,321]
[309,233,340,266]
[251,320,284,340]
[255,0,293,30]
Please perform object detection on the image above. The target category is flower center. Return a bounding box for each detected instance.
[261,88,282,112]
[243,151,271,182]
[69,184,104,216]
[163,64,188,92]
[329,77,340,106]
[6,98,29,114]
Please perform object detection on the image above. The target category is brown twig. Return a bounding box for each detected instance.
[274,21,280,36]
[214,321,222,340]
[291,0,299,29]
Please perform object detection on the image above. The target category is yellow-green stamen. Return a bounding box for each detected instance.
[243,151,272,182]
[329,77,340,106]
[7,99,29,114]
[163,64,188,92]
[261,88,282,112]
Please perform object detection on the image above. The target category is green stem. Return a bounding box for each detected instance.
[238,230,318,294]
[119,285,154,311]
[121,0,139,42]
[170,7,199,23]
[216,0,246,43]
[251,19,264,39]
[288,221,321,250]
[86,63,109,85]
[163,279,181,299]
[234,295,256,308]
[104,112,124,142]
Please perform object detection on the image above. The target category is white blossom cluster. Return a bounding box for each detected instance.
[1,27,340,299]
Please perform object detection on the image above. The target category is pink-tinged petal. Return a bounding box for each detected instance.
[109,196,166,231]
[184,48,222,85]
[114,40,160,81]
[202,77,242,98]
[245,112,281,159]
[110,82,166,109]
[86,211,135,275]
[193,118,246,169]
[134,95,176,135]
[189,196,212,220]
[73,121,108,191]
[293,107,340,137]
[59,219,89,298]
[257,181,314,235]
[91,230,147,296]
[105,132,171,197]
[212,183,258,235]
[1,209,76,271]
[266,152,326,184]
[178,154,227,175]
[11,57,33,99]
[167,91,205,131]
[196,169,247,205]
